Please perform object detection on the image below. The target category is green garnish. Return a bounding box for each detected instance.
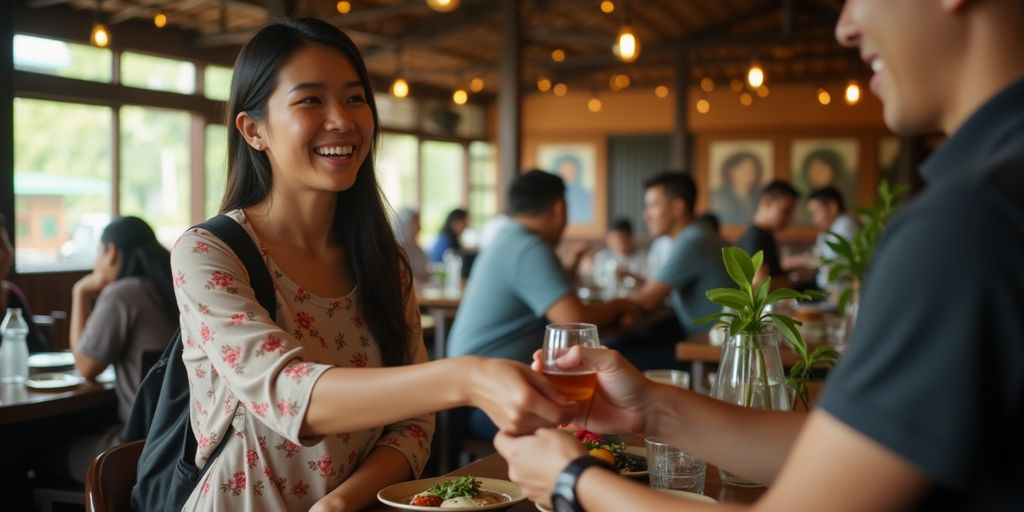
[427,476,481,500]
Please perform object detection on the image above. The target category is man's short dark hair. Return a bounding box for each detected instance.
[761,180,800,201]
[807,186,846,212]
[610,217,633,234]
[643,172,697,216]
[508,169,566,216]
[697,212,721,234]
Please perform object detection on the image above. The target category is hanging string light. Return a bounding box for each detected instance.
[817,87,832,105]
[844,80,861,105]
[696,98,710,114]
[746,62,765,89]
[537,75,552,92]
[391,48,409,98]
[654,85,669,98]
[153,9,167,28]
[91,0,110,48]
[700,77,714,93]
[553,83,568,96]
[551,49,566,62]
[600,1,615,14]
[452,88,468,105]
[739,92,754,106]
[470,77,485,93]
[613,24,640,63]
[426,0,460,13]
[336,1,351,14]
[587,95,602,113]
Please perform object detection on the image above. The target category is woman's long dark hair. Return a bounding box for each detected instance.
[220,18,412,367]
[100,216,177,322]
[439,208,468,253]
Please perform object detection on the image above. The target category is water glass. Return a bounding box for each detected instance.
[645,437,706,494]
[643,369,690,390]
[542,323,600,401]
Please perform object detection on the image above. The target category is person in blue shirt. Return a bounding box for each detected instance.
[429,208,468,263]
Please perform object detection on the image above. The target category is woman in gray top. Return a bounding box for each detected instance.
[66,216,177,482]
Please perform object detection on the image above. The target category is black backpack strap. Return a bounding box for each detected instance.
[199,214,276,320]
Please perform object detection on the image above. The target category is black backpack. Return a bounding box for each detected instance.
[122,214,276,512]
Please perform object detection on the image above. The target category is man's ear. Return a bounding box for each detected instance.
[671,197,686,218]
[235,111,267,152]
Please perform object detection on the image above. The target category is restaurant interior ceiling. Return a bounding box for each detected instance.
[18,0,857,101]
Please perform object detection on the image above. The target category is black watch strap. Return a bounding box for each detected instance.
[551,455,614,512]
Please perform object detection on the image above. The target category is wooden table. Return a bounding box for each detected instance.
[0,379,116,426]
[370,451,764,510]
[676,333,827,394]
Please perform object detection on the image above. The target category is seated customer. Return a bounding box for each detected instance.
[591,217,648,293]
[429,208,469,263]
[447,170,636,438]
[394,208,429,283]
[0,213,48,352]
[737,180,800,285]
[806,186,858,289]
[66,216,177,482]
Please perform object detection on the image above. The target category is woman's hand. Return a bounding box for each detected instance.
[532,346,652,434]
[465,357,577,435]
[493,428,587,509]
[73,272,109,297]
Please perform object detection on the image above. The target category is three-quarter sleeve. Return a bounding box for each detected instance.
[171,226,333,457]
[372,291,435,477]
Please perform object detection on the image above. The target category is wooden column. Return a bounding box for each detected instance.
[497,0,521,203]
[670,47,691,172]
[1,0,14,237]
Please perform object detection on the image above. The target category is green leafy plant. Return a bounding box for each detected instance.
[426,476,481,500]
[697,247,839,410]
[821,180,909,314]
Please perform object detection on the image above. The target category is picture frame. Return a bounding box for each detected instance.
[523,136,608,237]
[706,139,775,226]
[790,138,860,224]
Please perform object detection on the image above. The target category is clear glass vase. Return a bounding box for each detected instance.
[711,326,790,487]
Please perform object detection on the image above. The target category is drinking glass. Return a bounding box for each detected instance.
[542,323,600,401]
[643,369,690,390]
[645,437,706,494]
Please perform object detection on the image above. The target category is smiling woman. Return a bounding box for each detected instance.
[148,18,576,512]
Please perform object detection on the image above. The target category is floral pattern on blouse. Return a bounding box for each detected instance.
[172,210,433,511]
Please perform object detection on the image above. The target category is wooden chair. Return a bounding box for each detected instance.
[84,439,144,512]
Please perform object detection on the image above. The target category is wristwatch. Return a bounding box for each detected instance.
[550,455,614,512]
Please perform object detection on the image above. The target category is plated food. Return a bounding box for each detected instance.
[25,372,83,390]
[575,429,647,477]
[378,476,526,511]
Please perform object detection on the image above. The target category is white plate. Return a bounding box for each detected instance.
[378,476,525,511]
[654,488,717,503]
[28,352,75,368]
[619,446,648,478]
[26,372,84,390]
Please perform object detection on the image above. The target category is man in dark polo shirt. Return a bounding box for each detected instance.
[736,180,799,284]
[491,1,1024,511]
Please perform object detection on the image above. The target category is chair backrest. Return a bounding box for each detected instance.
[85,439,145,512]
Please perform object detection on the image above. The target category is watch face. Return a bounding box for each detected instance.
[552,494,577,512]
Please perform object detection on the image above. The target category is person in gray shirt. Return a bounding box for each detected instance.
[447,170,636,438]
[67,216,177,482]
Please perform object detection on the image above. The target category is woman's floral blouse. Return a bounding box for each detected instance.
[172,210,433,511]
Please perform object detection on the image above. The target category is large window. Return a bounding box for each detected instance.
[13,99,113,270]
[468,141,498,231]
[377,133,419,211]
[419,141,466,247]
[205,125,229,218]
[119,106,191,248]
[13,34,112,83]
[204,65,233,101]
[121,52,195,94]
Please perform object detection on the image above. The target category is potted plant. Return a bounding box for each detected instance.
[821,180,909,316]
[697,247,839,486]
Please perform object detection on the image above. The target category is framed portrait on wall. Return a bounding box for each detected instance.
[707,140,774,226]
[525,137,608,237]
[790,138,860,223]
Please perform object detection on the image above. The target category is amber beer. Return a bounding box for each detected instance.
[543,369,598,401]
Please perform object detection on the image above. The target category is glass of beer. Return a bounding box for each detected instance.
[542,323,600,401]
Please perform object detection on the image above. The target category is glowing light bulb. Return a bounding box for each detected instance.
[756,85,769,98]
[613,25,640,63]
[426,0,460,13]
[747,63,765,89]
[553,83,568,96]
[153,10,167,28]
[470,77,484,93]
[90,22,110,48]
[336,1,351,14]
[696,99,710,114]
[587,97,602,113]
[537,76,552,92]
[600,1,615,14]
[700,77,714,93]
[609,74,630,92]
[845,80,861,105]
[654,85,669,98]
[391,78,409,98]
[452,89,468,105]
[739,92,753,106]
[551,49,566,62]
[817,88,832,105]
